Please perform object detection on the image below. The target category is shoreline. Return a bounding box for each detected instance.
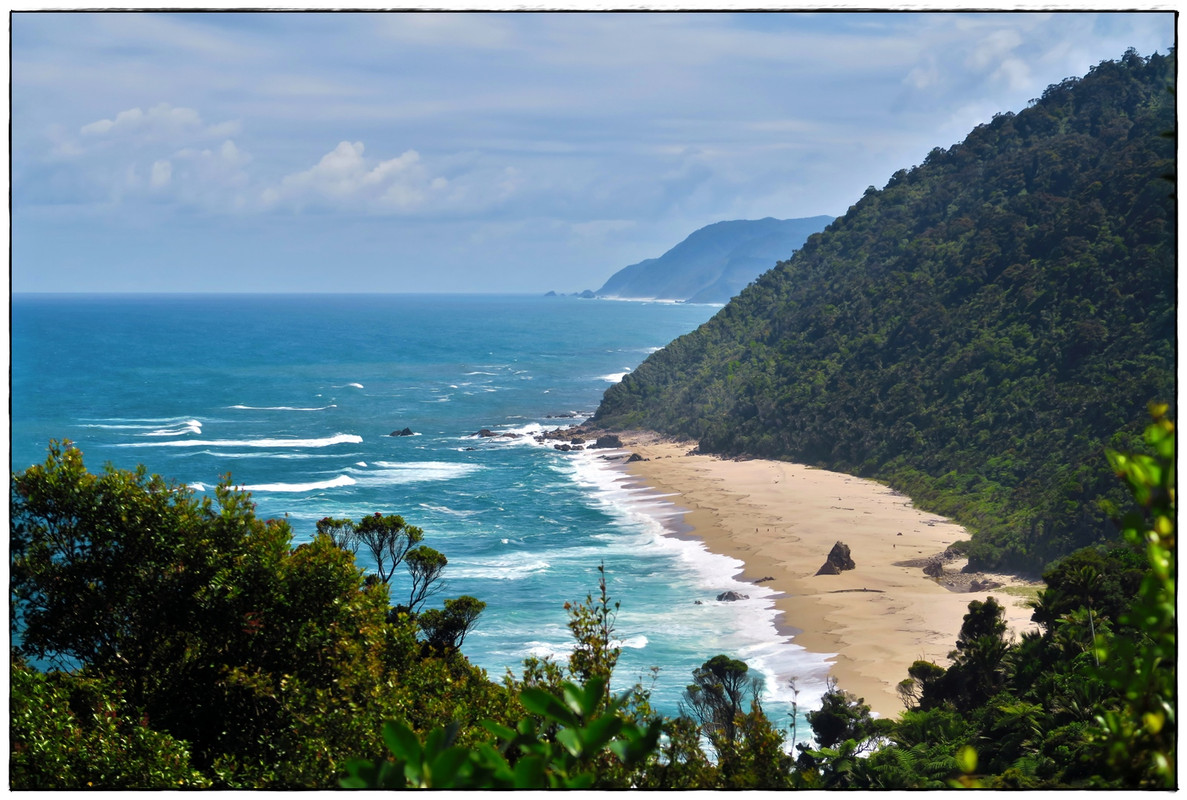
[602,431,1040,718]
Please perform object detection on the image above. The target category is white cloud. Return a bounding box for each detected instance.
[264,140,517,216]
[150,159,172,189]
[78,103,238,143]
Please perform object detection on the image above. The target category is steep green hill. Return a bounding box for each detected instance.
[595,216,834,303]
[594,50,1175,572]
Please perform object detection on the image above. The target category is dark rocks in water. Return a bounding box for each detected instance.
[716,590,750,602]
[389,427,415,437]
[500,432,522,439]
[626,453,646,463]
[570,438,586,445]
[464,447,478,451]
[475,429,496,437]
[593,434,624,449]
[544,290,557,297]
[571,444,585,451]
[554,444,572,452]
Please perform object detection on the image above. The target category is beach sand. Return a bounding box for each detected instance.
[610,432,1040,719]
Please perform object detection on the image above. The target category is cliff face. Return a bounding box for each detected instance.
[594,51,1176,572]
[595,216,834,303]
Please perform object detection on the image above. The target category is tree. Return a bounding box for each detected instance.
[352,512,424,584]
[404,545,448,613]
[315,516,358,554]
[680,654,761,752]
[418,595,486,652]
[10,659,208,789]
[10,441,505,788]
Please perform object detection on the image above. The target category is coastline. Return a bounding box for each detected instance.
[603,430,1040,719]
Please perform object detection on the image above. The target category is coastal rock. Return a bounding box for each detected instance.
[923,560,945,578]
[716,591,749,602]
[815,542,855,576]
[626,453,646,463]
[500,433,522,439]
[555,444,572,451]
[475,429,496,437]
[969,578,1003,593]
[570,438,586,445]
[754,576,775,583]
[389,427,415,437]
[593,434,624,449]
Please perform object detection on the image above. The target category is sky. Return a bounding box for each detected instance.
[10,8,1177,294]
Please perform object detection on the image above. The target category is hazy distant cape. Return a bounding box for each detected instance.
[596,216,834,303]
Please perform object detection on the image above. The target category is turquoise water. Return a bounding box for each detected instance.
[11,293,832,727]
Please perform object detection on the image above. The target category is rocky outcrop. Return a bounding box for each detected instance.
[716,591,749,602]
[592,434,624,449]
[389,427,415,436]
[626,453,646,463]
[816,541,855,575]
[475,429,496,437]
[923,559,945,578]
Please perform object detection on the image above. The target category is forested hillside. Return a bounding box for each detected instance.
[594,50,1175,572]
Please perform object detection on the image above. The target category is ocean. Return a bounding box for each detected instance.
[11,293,832,732]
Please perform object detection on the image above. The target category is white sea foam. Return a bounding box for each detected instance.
[140,419,203,436]
[600,369,631,383]
[228,404,337,411]
[449,554,552,580]
[117,433,364,448]
[347,461,482,486]
[557,448,834,710]
[333,382,365,389]
[237,474,357,493]
[419,503,480,518]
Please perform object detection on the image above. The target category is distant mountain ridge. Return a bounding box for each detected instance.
[595,216,834,303]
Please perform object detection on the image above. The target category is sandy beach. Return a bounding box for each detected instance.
[610,431,1040,719]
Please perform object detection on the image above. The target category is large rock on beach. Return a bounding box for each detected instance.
[816,541,855,575]
[716,591,750,602]
[592,434,624,449]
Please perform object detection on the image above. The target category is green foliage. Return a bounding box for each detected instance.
[10,660,208,789]
[341,674,664,789]
[593,50,1175,572]
[1091,404,1175,787]
[10,441,509,788]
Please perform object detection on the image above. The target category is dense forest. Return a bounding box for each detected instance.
[594,49,1176,573]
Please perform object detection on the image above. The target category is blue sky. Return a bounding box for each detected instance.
[11,10,1176,293]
